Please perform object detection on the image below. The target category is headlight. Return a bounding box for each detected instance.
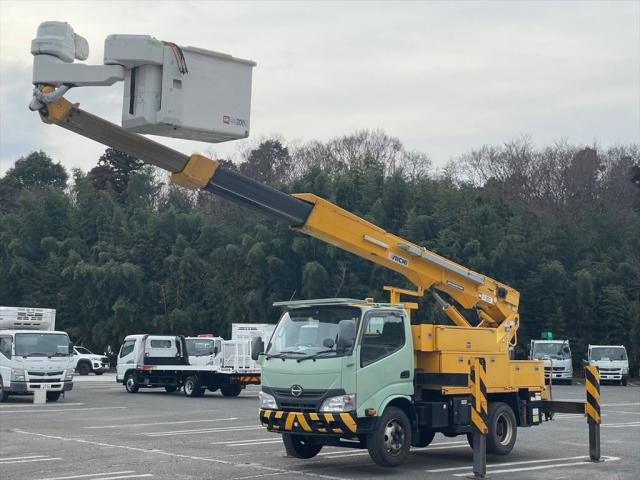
[622,367,629,374]
[65,369,74,381]
[320,394,356,412]
[11,368,26,381]
[258,391,277,410]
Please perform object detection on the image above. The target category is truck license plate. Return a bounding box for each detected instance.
[40,383,51,390]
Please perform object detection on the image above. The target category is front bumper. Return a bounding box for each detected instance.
[259,409,360,435]
[9,380,73,393]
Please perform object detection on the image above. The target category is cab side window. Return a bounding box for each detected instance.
[360,313,405,367]
[0,337,12,358]
[120,340,135,358]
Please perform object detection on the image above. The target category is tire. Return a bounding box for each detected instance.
[94,371,104,376]
[164,385,177,393]
[367,406,412,468]
[0,377,9,402]
[282,434,323,459]
[622,378,628,386]
[413,428,436,448]
[486,402,517,455]
[77,362,91,376]
[46,391,61,402]
[125,373,139,393]
[221,385,242,397]
[184,376,205,397]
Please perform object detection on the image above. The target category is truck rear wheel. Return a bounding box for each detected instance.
[486,402,517,455]
[184,376,205,397]
[413,428,436,448]
[221,385,242,397]
[367,406,412,467]
[282,434,322,458]
[125,373,139,393]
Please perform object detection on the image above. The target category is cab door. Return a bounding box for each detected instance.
[116,338,137,381]
[355,311,414,416]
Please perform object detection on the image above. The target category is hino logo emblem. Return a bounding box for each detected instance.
[290,385,303,397]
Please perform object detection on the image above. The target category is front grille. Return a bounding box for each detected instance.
[544,367,565,372]
[272,388,323,399]
[266,387,345,413]
[29,378,62,383]
[28,371,63,376]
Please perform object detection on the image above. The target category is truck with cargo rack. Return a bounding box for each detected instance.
[0,306,74,402]
[116,331,266,397]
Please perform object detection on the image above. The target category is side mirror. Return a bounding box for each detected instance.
[251,337,264,361]
[337,320,356,351]
[581,358,589,366]
[212,347,219,356]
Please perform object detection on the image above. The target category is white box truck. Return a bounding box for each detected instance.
[587,344,629,385]
[0,306,74,402]
[529,336,573,385]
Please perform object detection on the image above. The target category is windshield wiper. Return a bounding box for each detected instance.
[297,349,338,363]
[22,352,50,357]
[266,351,306,360]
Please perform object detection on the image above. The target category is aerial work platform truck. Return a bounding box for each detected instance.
[28,21,599,468]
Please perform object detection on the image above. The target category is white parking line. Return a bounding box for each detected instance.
[0,403,84,408]
[29,471,137,480]
[225,440,283,447]
[317,441,469,459]
[0,457,62,464]
[1,407,126,414]
[86,417,239,429]
[603,422,640,428]
[451,455,620,476]
[86,475,152,480]
[601,402,640,407]
[426,454,589,473]
[13,429,349,480]
[0,455,48,461]
[143,425,261,437]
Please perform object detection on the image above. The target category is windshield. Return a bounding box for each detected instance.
[15,333,71,357]
[75,346,92,354]
[186,338,216,356]
[591,347,627,361]
[532,342,571,360]
[267,306,361,358]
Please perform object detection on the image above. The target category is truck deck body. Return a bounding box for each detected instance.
[0,307,74,401]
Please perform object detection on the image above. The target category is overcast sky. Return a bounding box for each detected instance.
[1,0,638,176]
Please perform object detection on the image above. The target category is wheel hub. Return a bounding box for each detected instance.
[383,419,406,455]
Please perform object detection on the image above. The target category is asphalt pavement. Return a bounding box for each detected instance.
[0,374,638,480]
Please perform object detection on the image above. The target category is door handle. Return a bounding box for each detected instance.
[400,370,410,379]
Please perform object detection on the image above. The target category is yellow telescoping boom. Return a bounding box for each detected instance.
[34,92,532,394]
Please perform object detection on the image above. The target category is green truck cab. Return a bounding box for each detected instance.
[255,298,514,468]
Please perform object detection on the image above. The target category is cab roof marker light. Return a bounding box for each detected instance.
[363,235,389,250]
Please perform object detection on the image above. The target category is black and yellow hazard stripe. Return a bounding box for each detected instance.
[585,366,601,424]
[470,358,489,434]
[259,409,358,435]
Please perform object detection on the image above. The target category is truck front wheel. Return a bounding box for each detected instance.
[46,392,61,402]
[77,362,91,376]
[486,402,517,455]
[282,434,322,458]
[367,406,412,467]
[125,373,139,393]
[184,376,205,397]
[0,378,9,402]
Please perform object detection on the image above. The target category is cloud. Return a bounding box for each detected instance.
[1,0,638,176]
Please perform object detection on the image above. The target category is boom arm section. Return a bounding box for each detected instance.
[35,93,519,332]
